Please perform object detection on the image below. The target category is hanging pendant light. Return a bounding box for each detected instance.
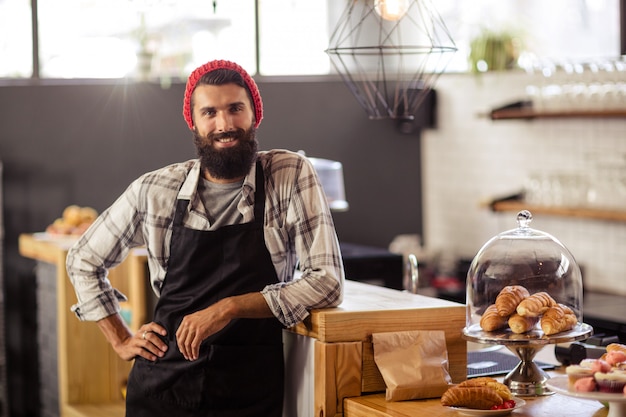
[326,0,457,123]
[374,0,410,21]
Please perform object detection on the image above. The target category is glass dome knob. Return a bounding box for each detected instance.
[517,210,533,228]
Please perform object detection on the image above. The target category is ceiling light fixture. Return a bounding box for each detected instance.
[374,0,410,21]
[326,0,457,125]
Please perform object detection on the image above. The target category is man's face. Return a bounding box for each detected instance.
[191,83,257,182]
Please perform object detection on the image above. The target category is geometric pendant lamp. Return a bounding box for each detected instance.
[326,0,457,123]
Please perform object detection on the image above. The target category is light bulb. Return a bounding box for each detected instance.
[374,0,410,21]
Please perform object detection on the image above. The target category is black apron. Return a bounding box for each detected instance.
[126,162,284,417]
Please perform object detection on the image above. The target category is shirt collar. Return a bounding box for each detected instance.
[178,158,258,204]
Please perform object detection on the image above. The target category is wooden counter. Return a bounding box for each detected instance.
[344,348,607,417]
[18,233,149,332]
[20,233,466,417]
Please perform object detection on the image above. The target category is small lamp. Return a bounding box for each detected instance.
[303,152,349,212]
[326,0,457,124]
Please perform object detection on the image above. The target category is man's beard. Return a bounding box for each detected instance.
[193,127,258,180]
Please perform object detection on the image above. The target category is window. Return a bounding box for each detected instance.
[37,0,256,79]
[0,0,622,79]
[257,0,330,75]
[437,0,621,72]
[0,0,32,78]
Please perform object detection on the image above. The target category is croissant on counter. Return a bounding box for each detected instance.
[458,377,513,401]
[516,292,556,317]
[508,313,539,334]
[541,303,577,335]
[495,285,529,317]
[441,386,503,410]
[480,304,509,332]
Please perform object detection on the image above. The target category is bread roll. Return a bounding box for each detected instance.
[495,285,530,317]
[62,205,83,226]
[516,292,556,317]
[480,304,509,332]
[441,386,503,409]
[79,206,98,223]
[508,313,539,334]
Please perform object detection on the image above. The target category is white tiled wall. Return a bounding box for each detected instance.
[421,71,626,295]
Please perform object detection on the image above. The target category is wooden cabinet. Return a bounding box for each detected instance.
[19,234,147,417]
[289,281,466,417]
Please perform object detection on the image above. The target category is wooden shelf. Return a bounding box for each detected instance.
[490,200,626,222]
[489,108,626,120]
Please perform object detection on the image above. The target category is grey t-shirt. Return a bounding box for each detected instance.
[199,177,245,229]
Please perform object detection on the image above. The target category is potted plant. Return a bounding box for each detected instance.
[469,29,521,72]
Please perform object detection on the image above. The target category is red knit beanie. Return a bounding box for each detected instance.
[183,60,263,130]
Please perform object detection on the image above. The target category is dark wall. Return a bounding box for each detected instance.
[0,79,423,416]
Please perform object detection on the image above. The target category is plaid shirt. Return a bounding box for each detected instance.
[66,150,344,328]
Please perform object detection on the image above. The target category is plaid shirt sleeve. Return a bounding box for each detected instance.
[259,151,344,328]
[66,161,191,322]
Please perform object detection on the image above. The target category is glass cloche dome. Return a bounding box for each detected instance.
[465,210,583,332]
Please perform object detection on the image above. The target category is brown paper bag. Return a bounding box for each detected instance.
[373,330,452,401]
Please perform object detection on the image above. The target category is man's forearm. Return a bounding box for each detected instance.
[97,313,133,351]
[225,292,274,319]
[175,291,275,361]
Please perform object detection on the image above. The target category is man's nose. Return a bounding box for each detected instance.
[215,112,234,132]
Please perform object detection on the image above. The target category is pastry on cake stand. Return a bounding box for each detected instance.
[464,323,592,396]
[463,210,589,396]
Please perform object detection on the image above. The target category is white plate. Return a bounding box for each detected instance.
[447,397,526,416]
[546,375,626,402]
[546,376,626,417]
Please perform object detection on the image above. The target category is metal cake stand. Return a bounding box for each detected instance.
[463,323,593,396]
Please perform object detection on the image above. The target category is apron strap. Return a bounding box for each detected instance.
[253,160,265,225]
[173,199,190,227]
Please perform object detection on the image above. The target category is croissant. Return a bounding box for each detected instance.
[480,304,509,331]
[495,285,530,317]
[541,303,577,335]
[606,343,626,355]
[508,313,539,334]
[516,292,556,317]
[458,377,513,400]
[441,386,503,410]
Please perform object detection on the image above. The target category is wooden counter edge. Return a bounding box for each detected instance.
[64,401,125,417]
[291,305,466,343]
[19,233,69,264]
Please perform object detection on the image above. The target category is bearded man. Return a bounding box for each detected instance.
[66,59,344,417]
